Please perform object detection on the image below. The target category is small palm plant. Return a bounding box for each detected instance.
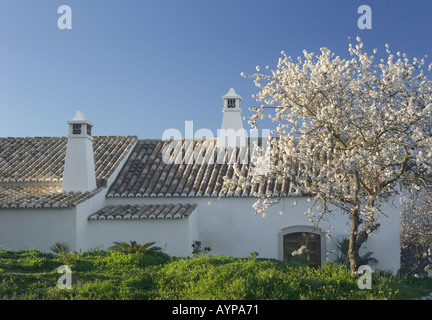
[108,241,162,254]
[334,238,378,268]
[50,242,70,255]
[50,241,76,267]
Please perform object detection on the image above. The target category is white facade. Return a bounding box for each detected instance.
[99,194,401,274]
[0,191,401,273]
[0,207,77,251]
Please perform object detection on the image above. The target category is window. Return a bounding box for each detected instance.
[72,124,81,134]
[227,99,236,108]
[278,225,325,268]
[87,124,92,136]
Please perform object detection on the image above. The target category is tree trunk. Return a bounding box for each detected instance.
[348,210,362,278]
[347,205,380,278]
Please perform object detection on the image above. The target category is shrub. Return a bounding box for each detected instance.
[50,242,71,255]
[29,257,48,268]
[95,250,171,275]
[400,189,432,276]
[152,256,406,300]
[49,242,77,268]
[1,249,432,300]
[333,238,378,268]
[191,241,211,256]
[108,241,162,254]
[57,252,77,268]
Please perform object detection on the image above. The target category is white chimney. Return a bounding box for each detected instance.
[218,88,247,148]
[61,111,97,193]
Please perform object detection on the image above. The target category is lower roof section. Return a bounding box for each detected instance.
[88,203,197,220]
[0,185,100,209]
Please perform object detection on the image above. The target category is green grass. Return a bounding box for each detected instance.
[0,249,431,300]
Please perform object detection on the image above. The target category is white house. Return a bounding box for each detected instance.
[0,89,401,273]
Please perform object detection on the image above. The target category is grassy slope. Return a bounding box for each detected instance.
[0,249,431,300]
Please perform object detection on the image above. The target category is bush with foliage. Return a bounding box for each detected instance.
[108,241,162,254]
[1,249,432,300]
[191,241,211,256]
[333,238,378,268]
[49,242,77,268]
[95,250,171,275]
[50,242,70,255]
[401,189,432,276]
[153,255,409,300]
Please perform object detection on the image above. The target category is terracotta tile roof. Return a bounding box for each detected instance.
[0,136,137,184]
[107,139,298,198]
[88,203,197,220]
[0,186,100,209]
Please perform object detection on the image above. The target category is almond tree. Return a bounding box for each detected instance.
[231,37,432,277]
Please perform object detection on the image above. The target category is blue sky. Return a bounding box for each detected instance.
[1,0,432,139]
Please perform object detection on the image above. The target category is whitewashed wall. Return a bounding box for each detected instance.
[105,194,401,273]
[0,190,400,273]
[75,188,109,252]
[86,217,193,256]
[0,207,77,252]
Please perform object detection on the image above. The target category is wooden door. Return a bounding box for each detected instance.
[283,232,321,268]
